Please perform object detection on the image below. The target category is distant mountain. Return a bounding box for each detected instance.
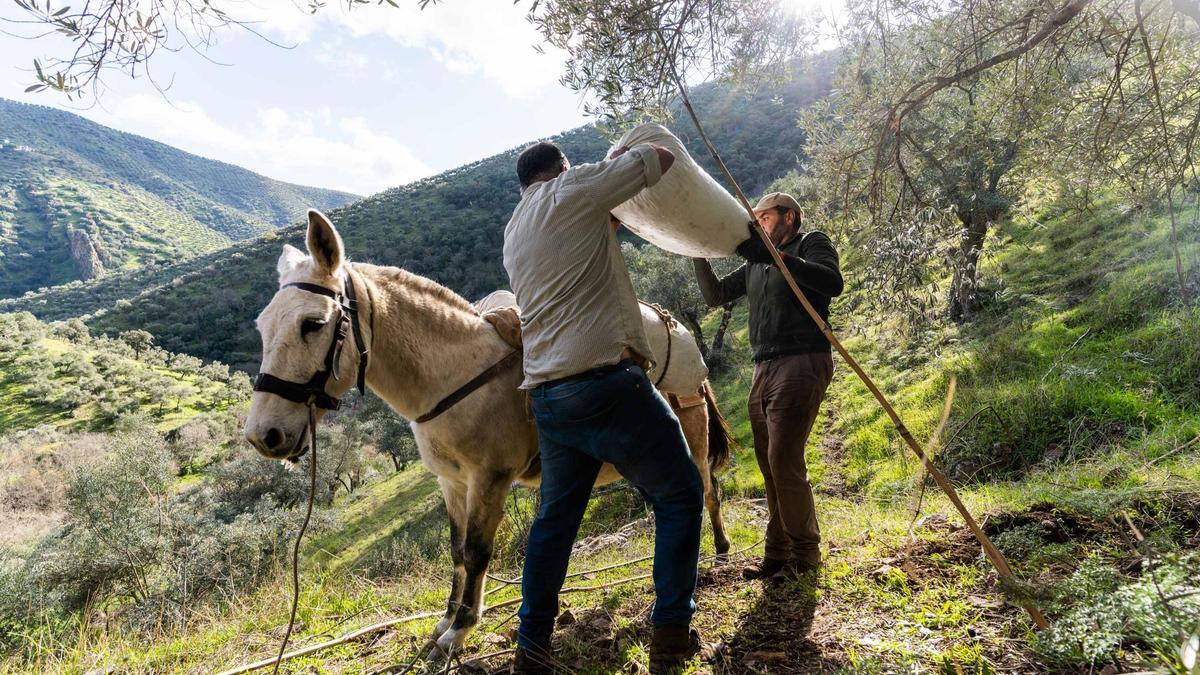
[0,99,359,298]
[2,56,836,370]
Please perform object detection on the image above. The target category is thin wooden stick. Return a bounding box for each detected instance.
[657,31,1049,630]
[224,535,766,675]
[221,554,689,675]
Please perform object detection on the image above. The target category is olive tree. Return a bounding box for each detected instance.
[118,329,154,360]
[805,0,1199,321]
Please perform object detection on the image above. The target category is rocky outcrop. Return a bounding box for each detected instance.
[68,227,105,280]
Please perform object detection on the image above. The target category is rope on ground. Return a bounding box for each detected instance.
[222,538,764,674]
[446,648,515,674]
[485,537,762,596]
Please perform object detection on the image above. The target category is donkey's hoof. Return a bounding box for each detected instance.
[435,627,469,654]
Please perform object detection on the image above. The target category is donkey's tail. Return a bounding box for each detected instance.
[702,380,735,474]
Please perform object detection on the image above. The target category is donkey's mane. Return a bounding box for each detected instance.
[359,262,480,319]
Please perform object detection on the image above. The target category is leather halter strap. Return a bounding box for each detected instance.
[252,268,370,411]
[415,348,521,424]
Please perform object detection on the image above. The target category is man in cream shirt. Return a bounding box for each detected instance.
[503,140,706,674]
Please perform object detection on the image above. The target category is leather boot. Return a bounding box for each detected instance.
[770,558,821,583]
[649,623,704,674]
[511,643,555,674]
[741,556,786,580]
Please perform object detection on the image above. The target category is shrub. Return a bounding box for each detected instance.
[1034,554,1200,668]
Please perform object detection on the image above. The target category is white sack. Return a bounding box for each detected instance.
[638,302,708,395]
[609,123,750,258]
[474,290,708,395]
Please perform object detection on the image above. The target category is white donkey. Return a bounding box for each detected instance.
[245,211,732,652]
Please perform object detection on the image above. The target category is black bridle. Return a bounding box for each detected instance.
[253,267,370,412]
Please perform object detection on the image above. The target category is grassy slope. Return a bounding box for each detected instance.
[14,191,1198,673]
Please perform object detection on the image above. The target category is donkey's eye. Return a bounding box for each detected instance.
[301,318,327,337]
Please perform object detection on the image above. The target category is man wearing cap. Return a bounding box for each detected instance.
[503,141,708,674]
[693,192,843,581]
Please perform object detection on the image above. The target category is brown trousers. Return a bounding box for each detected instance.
[747,352,834,563]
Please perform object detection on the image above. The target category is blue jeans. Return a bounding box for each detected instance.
[516,360,704,649]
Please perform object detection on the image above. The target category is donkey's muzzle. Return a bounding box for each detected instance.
[246,424,306,460]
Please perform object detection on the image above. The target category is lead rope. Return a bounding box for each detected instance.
[272,404,319,675]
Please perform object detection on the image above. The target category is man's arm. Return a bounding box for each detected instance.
[586,144,674,212]
[693,258,748,307]
[736,229,844,297]
[780,232,843,297]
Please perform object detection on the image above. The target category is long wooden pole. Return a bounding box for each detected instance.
[658,36,1049,630]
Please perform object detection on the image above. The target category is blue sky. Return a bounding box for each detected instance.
[0,0,844,196]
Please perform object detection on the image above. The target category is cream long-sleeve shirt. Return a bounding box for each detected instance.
[502,145,663,389]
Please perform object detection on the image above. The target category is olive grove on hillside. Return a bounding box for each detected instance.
[804,0,1200,321]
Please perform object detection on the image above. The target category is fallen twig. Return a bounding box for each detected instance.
[1142,434,1200,470]
[217,609,446,675]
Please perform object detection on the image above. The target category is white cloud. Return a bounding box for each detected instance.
[95,93,430,194]
[241,0,565,98]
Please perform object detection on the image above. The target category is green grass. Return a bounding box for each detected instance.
[307,467,445,572]
[4,190,1199,673]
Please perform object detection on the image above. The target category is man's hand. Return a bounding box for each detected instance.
[609,213,622,231]
[609,144,675,175]
[654,146,675,174]
[734,222,775,264]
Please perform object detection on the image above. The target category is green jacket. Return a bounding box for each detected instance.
[694,230,843,361]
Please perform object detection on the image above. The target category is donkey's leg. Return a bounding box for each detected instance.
[678,403,731,556]
[435,471,511,652]
[707,470,732,557]
[433,477,468,640]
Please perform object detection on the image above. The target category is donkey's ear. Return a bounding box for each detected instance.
[277,244,307,281]
[306,209,344,274]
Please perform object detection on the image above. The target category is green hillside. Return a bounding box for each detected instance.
[0,99,358,298]
[0,63,832,369]
[0,312,251,434]
[3,184,1195,674]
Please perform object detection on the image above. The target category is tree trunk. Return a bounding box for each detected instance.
[949,215,989,322]
[710,303,734,354]
[679,311,708,359]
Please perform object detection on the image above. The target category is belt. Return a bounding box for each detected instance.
[538,358,636,389]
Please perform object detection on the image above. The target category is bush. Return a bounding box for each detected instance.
[209,455,314,518]
[8,421,325,633]
[1034,554,1200,668]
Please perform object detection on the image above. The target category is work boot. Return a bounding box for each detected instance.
[741,556,786,580]
[649,623,707,674]
[511,642,555,674]
[770,558,821,583]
